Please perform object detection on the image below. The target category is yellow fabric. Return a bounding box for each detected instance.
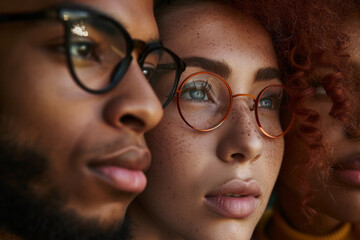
[253,209,359,240]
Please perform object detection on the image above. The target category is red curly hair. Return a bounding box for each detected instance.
[232,0,360,217]
[155,0,360,218]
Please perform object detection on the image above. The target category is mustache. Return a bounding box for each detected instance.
[0,138,132,240]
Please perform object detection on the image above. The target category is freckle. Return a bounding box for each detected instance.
[196,228,199,233]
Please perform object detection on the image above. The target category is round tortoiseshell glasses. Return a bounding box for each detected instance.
[173,72,295,138]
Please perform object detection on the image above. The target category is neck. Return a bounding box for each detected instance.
[276,181,343,235]
[127,200,183,240]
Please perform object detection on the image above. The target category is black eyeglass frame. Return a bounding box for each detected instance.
[0,3,185,106]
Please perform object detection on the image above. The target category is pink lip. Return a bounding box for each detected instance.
[333,155,360,187]
[205,179,261,218]
[88,146,151,193]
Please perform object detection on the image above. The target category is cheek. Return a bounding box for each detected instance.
[145,115,195,192]
[142,117,204,222]
[257,138,284,197]
[266,140,284,209]
[263,138,284,178]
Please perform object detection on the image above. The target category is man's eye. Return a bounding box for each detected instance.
[70,41,100,62]
[142,65,156,80]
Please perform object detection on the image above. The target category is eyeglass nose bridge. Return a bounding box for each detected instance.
[232,93,256,111]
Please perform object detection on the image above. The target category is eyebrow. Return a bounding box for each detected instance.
[87,16,160,44]
[255,67,281,81]
[182,57,231,80]
[183,56,281,82]
[146,37,161,44]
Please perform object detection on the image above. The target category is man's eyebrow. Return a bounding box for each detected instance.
[91,18,160,43]
[182,57,231,79]
[146,36,161,44]
[255,67,281,82]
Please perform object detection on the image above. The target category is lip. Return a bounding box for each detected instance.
[88,146,151,193]
[205,179,261,219]
[333,154,360,187]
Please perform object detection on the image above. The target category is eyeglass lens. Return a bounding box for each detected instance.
[256,85,291,137]
[143,49,179,107]
[68,16,126,91]
[67,13,179,106]
[177,72,292,137]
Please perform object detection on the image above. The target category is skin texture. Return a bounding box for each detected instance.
[0,0,163,238]
[128,3,284,240]
[278,18,360,235]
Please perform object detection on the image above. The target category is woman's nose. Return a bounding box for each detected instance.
[216,100,263,163]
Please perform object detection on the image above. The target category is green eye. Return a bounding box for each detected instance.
[181,81,211,101]
[258,89,283,110]
[189,89,206,99]
[258,98,274,109]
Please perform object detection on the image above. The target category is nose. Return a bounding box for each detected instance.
[216,99,263,163]
[103,61,163,133]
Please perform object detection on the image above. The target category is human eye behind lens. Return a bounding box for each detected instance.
[258,88,283,110]
[181,80,213,102]
[70,39,101,63]
[142,49,163,79]
[142,63,156,79]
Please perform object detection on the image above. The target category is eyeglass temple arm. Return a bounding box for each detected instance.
[157,60,186,71]
[0,10,58,22]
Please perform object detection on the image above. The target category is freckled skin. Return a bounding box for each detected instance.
[128,2,284,240]
[277,18,360,235]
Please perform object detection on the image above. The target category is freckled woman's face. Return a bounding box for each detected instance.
[135,3,285,240]
[280,18,360,222]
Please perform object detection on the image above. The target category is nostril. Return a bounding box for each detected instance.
[120,115,145,132]
[231,153,245,161]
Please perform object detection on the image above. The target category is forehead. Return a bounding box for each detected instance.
[161,3,276,65]
[160,2,277,86]
[0,0,158,41]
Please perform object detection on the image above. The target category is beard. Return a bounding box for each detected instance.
[0,140,132,240]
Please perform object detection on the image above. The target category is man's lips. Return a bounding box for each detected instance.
[205,179,261,218]
[88,146,151,193]
[333,155,360,187]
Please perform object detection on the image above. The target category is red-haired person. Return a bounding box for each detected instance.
[252,0,360,239]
